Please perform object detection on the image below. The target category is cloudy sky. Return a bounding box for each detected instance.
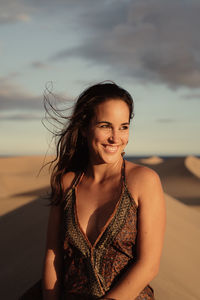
[0,0,200,156]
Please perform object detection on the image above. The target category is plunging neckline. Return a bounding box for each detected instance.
[73,163,125,249]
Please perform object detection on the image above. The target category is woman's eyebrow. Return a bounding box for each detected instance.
[96,121,111,124]
[121,122,130,125]
[96,121,130,125]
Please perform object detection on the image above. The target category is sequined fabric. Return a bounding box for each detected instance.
[61,162,155,300]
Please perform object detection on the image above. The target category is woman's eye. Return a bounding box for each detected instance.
[121,125,129,130]
[100,124,110,128]
[98,124,129,130]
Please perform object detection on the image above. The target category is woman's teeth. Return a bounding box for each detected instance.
[105,145,118,152]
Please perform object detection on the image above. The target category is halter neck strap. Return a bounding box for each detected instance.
[121,159,127,186]
[72,172,84,189]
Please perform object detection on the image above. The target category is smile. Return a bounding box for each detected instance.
[103,145,119,153]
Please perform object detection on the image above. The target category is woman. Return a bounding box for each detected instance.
[42,82,166,300]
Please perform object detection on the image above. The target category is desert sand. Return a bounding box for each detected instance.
[185,156,200,179]
[140,156,164,165]
[0,155,200,299]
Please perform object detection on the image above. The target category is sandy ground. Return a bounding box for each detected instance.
[151,194,200,300]
[0,155,200,299]
[133,156,200,210]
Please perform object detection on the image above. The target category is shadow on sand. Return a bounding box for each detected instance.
[129,157,200,207]
[1,156,200,298]
[0,189,50,299]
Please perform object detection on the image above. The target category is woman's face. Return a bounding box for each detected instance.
[85,99,130,165]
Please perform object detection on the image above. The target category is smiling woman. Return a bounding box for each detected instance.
[42,81,166,300]
[82,99,130,165]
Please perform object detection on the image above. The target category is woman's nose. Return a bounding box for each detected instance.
[108,129,120,143]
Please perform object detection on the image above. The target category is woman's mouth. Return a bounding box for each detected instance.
[103,145,119,153]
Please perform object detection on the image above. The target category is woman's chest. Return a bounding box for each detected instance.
[75,186,122,246]
[63,190,138,255]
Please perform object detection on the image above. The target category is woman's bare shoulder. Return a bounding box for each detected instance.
[125,160,159,181]
[61,171,76,192]
[124,160,161,204]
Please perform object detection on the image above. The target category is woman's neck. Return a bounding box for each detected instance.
[85,157,123,183]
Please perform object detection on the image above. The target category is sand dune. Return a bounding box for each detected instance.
[0,155,200,299]
[139,156,198,178]
[139,156,164,165]
[151,193,200,300]
[0,155,53,215]
[185,155,200,179]
[0,156,52,298]
[140,154,200,179]
[137,156,200,207]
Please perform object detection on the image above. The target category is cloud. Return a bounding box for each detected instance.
[31,61,49,69]
[0,79,43,110]
[2,0,200,89]
[0,112,42,121]
[0,0,91,25]
[182,93,200,100]
[50,0,200,89]
[0,0,32,24]
[0,78,73,113]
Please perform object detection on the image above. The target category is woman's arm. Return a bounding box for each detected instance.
[103,167,166,300]
[42,171,75,300]
[42,204,62,300]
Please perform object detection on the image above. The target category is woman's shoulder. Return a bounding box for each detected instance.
[125,159,160,182]
[126,160,158,179]
[124,160,162,203]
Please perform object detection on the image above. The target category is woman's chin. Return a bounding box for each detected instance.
[98,151,123,164]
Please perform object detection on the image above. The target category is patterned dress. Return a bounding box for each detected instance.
[61,161,155,300]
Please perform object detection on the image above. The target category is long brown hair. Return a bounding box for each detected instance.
[43,81,134,205]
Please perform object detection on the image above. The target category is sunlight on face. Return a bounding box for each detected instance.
[86,99,130,164]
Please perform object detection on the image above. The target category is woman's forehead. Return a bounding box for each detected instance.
[92,99,130,121]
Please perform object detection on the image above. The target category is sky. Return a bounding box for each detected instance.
[0,0,200,156]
